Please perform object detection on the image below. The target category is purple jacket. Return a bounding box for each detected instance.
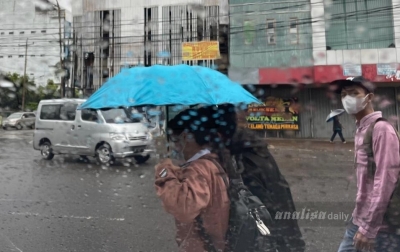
[352,111,400,238]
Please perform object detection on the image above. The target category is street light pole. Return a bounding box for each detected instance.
[19,38,34,111]
[56,0,65,98]
[22,38,28,111]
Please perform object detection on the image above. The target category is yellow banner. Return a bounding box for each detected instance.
[248,123,299,130]
[182,41,220,61]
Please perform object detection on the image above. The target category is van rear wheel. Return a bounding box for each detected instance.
[96,144,114,165]
[41,142,54,160]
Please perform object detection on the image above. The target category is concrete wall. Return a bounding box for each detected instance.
[0,0,67,86]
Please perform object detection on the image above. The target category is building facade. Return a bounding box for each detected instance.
[71,0,229,95]
[229,0,400,139]
[0,0,70,87]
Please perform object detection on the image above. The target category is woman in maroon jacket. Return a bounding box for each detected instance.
[154,108,229,252]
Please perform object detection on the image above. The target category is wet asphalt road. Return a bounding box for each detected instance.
[0,130,357,252]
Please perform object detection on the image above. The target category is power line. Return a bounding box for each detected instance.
[0,2,398,33]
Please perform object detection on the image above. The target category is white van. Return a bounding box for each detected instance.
[33,99,152,165]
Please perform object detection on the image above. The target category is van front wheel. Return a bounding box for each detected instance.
[96,144,114,165]
[41,142,54,160]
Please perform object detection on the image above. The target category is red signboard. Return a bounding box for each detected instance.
[258,64,400,84]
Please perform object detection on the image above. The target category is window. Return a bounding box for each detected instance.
[8,55,12,58]
[100,108,136,123]
[41,30,46,33]
[40,103,77,121]
[40,54,45,57]
[267,19,276,44]
[24,113,36,118]
[19,55,24,58]
[0,56,3,58]
[31,31,36,34]
[289,18,299,44]
[20,31,24,35]
[81,109,99,122]
[1,32,4,35]
[31,55,35,57]
[40,105,62,120]
[244,20,255,45]
[9,32,14,35]
[60,103,77,121]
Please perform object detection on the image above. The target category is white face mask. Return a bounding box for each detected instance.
[341,94,369,115]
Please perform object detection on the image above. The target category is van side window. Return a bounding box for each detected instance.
[40,105,62,120]
[40,104,77,121]
[82,109,98,122]
[60,103,77,121]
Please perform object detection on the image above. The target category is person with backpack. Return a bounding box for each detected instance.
[155,106,275,252]
[214,104,306,252]
[332,77,400,252]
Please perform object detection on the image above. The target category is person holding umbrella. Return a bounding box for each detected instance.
[154,107,230,252]
[326,109,346,143]
[330,115,346,143]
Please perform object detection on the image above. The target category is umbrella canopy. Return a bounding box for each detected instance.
[326,109,345,122]
[78,64,260,110]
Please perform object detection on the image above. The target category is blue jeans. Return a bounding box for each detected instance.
[338,218,400,252]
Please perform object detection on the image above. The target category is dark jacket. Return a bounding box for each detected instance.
[333,117,342,131]
[229,128,305,252]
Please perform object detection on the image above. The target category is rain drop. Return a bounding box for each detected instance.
[0,79,13,88]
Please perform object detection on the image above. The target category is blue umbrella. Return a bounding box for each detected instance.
[78,64,260,110]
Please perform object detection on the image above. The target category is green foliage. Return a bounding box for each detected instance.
[0,73,62,111]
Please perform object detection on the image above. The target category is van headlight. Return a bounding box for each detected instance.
[110,133,127,141]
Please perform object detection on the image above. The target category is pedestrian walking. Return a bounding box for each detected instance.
[212,104,306,252]
[330,116,346,143]
[156,105,279,252]
[154,108,229,252]
[332,76,400,252]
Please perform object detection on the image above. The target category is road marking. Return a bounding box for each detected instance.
[0,199,54,203]
[6,212,125,222]
[0,233,23,252]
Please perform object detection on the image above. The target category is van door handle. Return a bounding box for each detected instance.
[77,125,82,128]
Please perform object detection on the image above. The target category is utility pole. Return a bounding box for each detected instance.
[20,38,34,111]
[56,0,65,97]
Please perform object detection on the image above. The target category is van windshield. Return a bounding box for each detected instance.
[100,108,140,123]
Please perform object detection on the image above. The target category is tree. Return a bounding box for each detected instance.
[37,79,60,100]
[0,73,36,111]
[0,73,61,111]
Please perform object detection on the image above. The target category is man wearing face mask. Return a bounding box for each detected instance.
[154,108,229,252]
[334,77,400,252]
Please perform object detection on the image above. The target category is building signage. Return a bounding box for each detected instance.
[247,96,300,131]
[343,64,362,76]
[182,41,220,61]
[377,64,397,76]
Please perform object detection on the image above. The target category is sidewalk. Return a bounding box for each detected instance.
[264,138,354,151]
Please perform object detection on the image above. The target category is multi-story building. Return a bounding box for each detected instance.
[71,0,229,95]
[229,0,400,139]
[0,0,71,87]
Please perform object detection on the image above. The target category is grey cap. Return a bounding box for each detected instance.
[331,76,375,94]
